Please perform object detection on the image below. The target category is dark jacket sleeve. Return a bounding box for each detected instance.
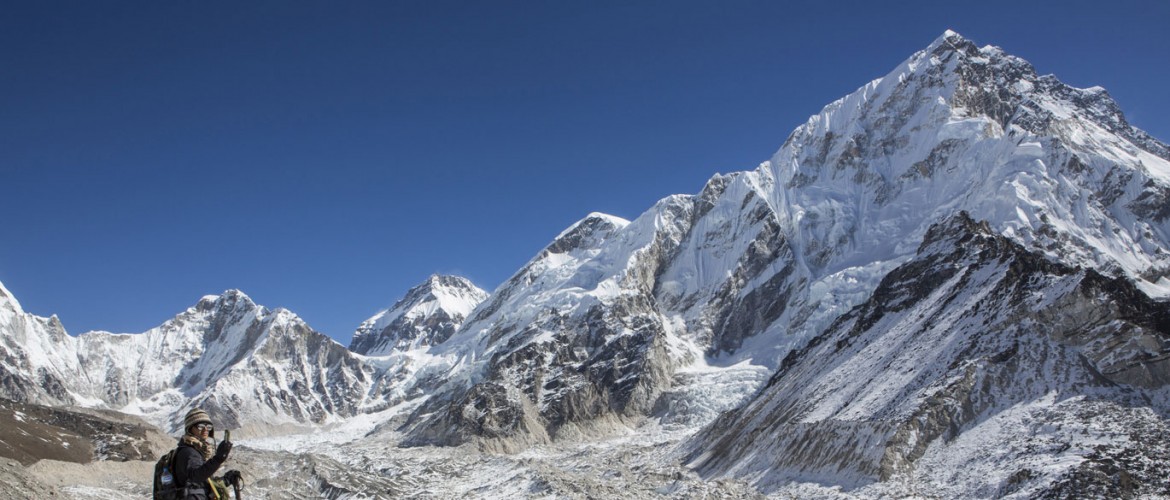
[174,445,226,489]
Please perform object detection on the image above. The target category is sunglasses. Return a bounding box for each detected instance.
[194,423,214,431]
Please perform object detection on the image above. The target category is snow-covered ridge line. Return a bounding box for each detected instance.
[0,285,393,434]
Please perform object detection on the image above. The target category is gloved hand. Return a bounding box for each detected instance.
[223,469,243,487]
[214,439,233,461]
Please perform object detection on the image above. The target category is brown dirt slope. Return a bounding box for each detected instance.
[0,398,170,466]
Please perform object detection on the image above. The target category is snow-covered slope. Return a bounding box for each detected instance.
[685,213,1170,496]
[392,190,804,448]
[677,31,1170,496]
[761,29,1170,336]
[180,293,386,434]
[0,280,83,407]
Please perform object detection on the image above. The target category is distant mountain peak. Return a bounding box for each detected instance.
[546,212,630,255]
[193,289,262,317]
[350,275,488,356]
[926,29,977,55]
[424,274,479,291]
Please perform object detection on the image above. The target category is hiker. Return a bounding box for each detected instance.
[171,408,237,499]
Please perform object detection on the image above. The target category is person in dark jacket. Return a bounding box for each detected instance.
[173,408,233,499]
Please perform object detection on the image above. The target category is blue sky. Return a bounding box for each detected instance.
[3,1,1167,344]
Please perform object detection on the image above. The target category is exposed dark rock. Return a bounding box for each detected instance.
[686,211,1170,494]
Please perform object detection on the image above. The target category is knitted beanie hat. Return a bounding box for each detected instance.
[184,408,213,432]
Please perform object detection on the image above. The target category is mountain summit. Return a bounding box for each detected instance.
[679,31,1170,496]
[350,275,488,356]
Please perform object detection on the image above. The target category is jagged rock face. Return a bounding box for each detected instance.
[350,275,488,356]
[403,182,800,446]
[391,173,789,451]
[157,296,401,433]
[194,309,384,432]
[685,213,1170,496]
[655,172,801,356]
[400,213,684,445]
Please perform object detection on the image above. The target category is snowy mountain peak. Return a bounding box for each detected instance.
[925,29,977,55]
[195,289,259,313]
[547,212,630,255]
[350,275,488,355]
[767,29,1170,302]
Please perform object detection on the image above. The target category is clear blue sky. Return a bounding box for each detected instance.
[3,1,1167,344]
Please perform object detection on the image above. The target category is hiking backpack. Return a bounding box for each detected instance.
[152,448,181,500]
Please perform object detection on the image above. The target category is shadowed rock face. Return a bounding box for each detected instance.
[685,212,1170,495]
[399,177,797,448]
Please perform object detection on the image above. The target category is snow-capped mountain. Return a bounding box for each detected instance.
[0,284,389,434]
[672,33,1170,496]
[394,30,1170,453]
[178,292,385,434]
[390,31,1170,496]
[350,275,488,356]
